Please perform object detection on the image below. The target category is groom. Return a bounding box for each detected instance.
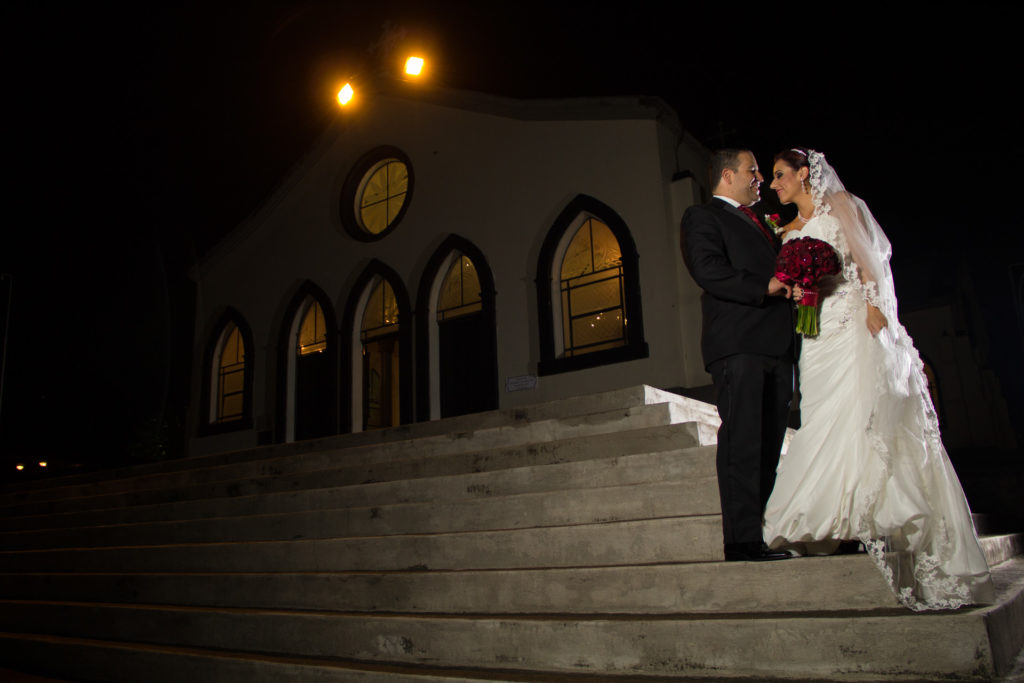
[681,149,795,562]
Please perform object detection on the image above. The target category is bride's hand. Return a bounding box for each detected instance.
[866,304,888,336]
[792,285,804,301]
[768,276,792,298]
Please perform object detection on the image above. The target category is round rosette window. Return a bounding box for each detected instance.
[340,146,414,241]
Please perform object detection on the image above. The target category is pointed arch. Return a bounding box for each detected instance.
[274,281,339,442]
[199,307,254,435]
[340,260,413,433]
[416,235,498,421]
[536,194,648,375]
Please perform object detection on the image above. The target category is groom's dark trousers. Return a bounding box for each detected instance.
[681,198,794,548]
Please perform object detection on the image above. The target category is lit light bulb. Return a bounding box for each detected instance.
[337,83,354,106]
[15,464,24,471]
[405,56,425,76]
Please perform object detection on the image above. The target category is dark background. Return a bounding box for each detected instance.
[3,2,1022,473]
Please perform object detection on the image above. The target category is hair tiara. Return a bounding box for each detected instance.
[791,148,808,157]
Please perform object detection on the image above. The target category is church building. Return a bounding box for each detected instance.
[187,85,712,457]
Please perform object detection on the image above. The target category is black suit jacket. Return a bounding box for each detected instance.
[681,198,794,368]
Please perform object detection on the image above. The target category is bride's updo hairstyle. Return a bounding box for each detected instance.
[774,147,811,172]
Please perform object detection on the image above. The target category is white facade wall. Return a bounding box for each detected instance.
[188,89,710,456]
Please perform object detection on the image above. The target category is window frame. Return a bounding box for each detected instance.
[339,146,415,242]
[536,195,648,376]
[199,308,255,436]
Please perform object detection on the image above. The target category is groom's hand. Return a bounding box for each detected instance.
[767,276,792,298]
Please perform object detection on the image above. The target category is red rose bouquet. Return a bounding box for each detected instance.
[774,236,841,336]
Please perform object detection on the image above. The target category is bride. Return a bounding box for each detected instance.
[761,148,994,610]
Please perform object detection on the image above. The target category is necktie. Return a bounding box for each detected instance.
[737,205,776,245]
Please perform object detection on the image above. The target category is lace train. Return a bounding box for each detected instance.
[763,216,993,611]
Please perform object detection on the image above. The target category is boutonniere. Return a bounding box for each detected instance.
[764,213,784,236]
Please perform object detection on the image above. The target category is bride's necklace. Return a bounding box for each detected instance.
[796,211,813,224]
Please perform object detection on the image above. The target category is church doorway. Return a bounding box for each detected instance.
[435,253,497,418]
[292,298,335,440]
[361,279,401,430]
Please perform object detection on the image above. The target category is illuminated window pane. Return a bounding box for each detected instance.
[222,370,244,395]
[221,393,244,420]
[438,255,483,321]
[298,300,327,355]
[358,160,409,234]
[361,279,400,340]
[216,324,245,423]
[560,218,627,357]
[561,219,621,279]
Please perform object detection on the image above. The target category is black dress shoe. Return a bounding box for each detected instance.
[833,540,865,555]
[724,542,793,562]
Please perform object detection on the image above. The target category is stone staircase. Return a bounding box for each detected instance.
[0,385,1021,681]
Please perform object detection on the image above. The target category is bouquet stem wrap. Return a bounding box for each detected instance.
[794,290,821,336]
[774,237,841,337]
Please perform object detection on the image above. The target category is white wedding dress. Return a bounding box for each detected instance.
[762,213,994,611]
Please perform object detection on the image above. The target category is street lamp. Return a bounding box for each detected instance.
[404,56,424,77]
[336,55,427,109]
[337,83,355,106]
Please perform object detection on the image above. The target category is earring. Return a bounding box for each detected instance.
[802,178,810,193]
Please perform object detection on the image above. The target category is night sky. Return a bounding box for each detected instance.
[3,2,1022,471]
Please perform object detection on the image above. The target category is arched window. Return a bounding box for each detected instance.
[438,255,482,321]
[559,218,627,357]
[298,300,327,355]
[215,323,245,423]
[200,309,254,434]
[362,279,400,337]
[536,195,647,375]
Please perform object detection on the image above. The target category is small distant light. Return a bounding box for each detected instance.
[405,56,425,76]
[337,83,354,106]
[15,464,24,471]
[38,461,48,468]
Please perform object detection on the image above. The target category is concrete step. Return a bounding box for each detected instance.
[0,515,725,573]
[4,539,1015,618]
[0,386,692,493]
[0,421,704,520]
[0,475,721,549]
[0,555,899,615]
[0,633,498,683]
[0,434,712,534]
[0,402,672,505]
[1,383,1018,682]
[982,532,1024,568]
[0,389,718,508]
[1,555,1021,681]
